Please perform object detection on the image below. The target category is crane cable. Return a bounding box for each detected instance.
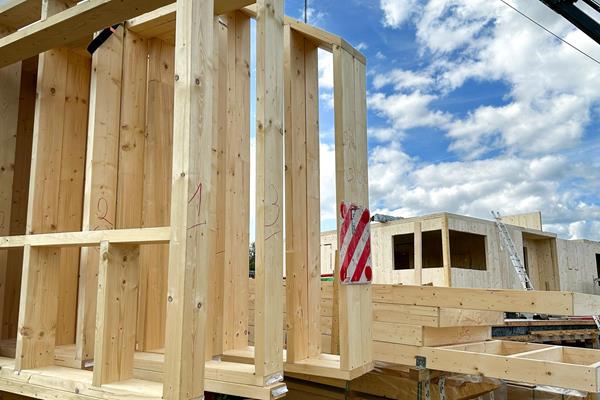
[305,0,308,23]
[582,0,600,14]
[498,0,600,66]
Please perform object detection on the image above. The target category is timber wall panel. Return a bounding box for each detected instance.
[0,49,35,341]
[206,10,251,360]
[557,239,600,294]
[0,47,21,342]
[137,37,174,352]
[76,26,124,361]
[284,26,321,363]
[220,11,251,355]
[17,0,90,366]
[56,49,90,346]
[207,15,228,360]
[333,44,372,371]
[77,27,175,357]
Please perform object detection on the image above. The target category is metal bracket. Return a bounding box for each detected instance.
[265,373,284,386]
[271,385,288,398]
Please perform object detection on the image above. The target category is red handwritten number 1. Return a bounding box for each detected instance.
[187,183,204,231]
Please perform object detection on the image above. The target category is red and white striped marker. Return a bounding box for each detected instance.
[338,202,373,285]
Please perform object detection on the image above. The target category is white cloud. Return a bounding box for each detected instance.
[368,127,403,142]
[369,0,600,239]
[373,0,600,157]
[380,0,420,28]
[375,51,387,60]
[356,42,368,51]
[368,146,600,239]
[373,69,435,91]
[368,91,451,130]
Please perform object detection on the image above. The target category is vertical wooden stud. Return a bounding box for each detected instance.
[93,241,140,386]
[163,0,214,397]
[76,26,124,362]
[414,221,422,285]
[333,46,372,371]
[254,0,285,381]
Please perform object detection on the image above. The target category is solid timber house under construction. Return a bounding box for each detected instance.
[0,0,372,398]
[5,1,600,400]
[321,211,600,294]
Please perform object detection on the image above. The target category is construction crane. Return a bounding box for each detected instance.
[538,0,600,44]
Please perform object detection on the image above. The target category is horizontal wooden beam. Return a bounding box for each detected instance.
[127,0,255,37]
[243,5,366,64]
[0,0,176,67]
[374,285,600,316]
[126,2,367,64]
[0,0,40,30]
[133,353,288,399]
[372,303,504,328]
[0,227,170,248]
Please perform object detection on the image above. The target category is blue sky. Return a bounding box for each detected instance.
[277,0,600,240]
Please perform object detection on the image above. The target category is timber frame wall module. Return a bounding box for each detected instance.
[0,0,371,399]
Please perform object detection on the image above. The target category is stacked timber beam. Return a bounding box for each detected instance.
[248,281,600,393]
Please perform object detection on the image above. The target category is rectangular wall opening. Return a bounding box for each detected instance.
[449,230,487,270]
[596,254,600,279]
[393,233,414,270]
